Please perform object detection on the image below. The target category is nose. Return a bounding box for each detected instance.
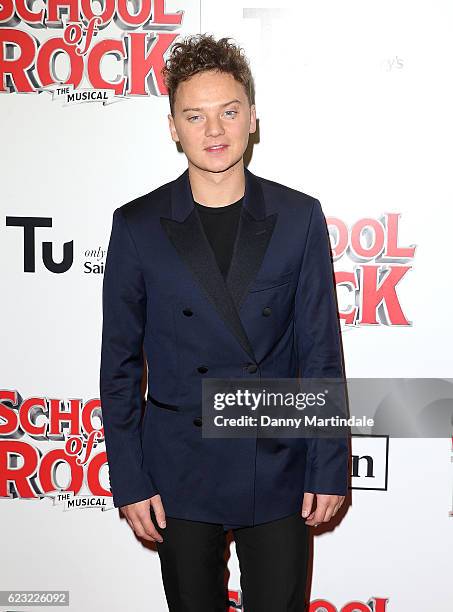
[205,116,225,138]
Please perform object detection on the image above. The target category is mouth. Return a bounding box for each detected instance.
[205,144,229,153]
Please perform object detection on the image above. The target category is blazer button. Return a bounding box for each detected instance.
[197,365,209,374]
[246,364,258,374]
[193,417,202,427]
[262,306,272,317]
[183,308,193,316]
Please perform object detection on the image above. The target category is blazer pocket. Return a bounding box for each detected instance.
[147,394,180,412]
[248,269,295,293]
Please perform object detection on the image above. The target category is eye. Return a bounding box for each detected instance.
[188,115,202,122]
[224,110,238,118]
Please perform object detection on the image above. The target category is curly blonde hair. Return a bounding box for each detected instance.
[161,33,255,114]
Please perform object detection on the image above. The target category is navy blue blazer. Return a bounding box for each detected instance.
[99,166,349,529]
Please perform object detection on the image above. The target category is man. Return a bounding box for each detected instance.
[100,33,349,612]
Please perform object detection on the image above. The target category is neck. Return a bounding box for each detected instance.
[188,159,245,207]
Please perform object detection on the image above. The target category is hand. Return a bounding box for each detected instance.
[301,492,344,527]
[120,494,166,543]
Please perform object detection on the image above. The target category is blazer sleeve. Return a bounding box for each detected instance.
[294,198,349,496]
[99,207,158,508]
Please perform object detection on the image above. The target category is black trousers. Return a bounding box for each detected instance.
[152,508,309,612]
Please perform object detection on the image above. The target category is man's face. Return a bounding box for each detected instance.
[168,69,256,175]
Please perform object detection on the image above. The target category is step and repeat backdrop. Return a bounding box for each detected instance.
[1,0,452,610]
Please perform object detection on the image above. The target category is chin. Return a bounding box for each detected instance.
[190,154,243,174]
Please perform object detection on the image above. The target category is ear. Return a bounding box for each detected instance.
[249,104,257,134]
[168,113,180,143]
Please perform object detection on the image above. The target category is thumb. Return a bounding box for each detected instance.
[150,494,166,529]
[301,492,314,518]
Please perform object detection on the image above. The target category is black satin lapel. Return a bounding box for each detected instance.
[226,209,278,310]
[160,210,257,362]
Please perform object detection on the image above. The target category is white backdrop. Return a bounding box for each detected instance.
[1,1,452,610]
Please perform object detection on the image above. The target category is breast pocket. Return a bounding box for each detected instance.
[248,269,295,293]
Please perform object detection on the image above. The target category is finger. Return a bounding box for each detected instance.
[125,502,162,542]
[322,502,337,523]
[331,497,345,518]
[150,495,166,529]
[304,507,320,526]
[129,516,162,543]
[305,503,328,526]
[322,497,340,521]
[301,492,314,518]
[330,504,340,518]
[120,499,163,542]
[120,508,133,529]
[332,500,342,516]
[135,509,164,542]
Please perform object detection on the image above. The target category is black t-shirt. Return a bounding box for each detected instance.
[194,196,243,278]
